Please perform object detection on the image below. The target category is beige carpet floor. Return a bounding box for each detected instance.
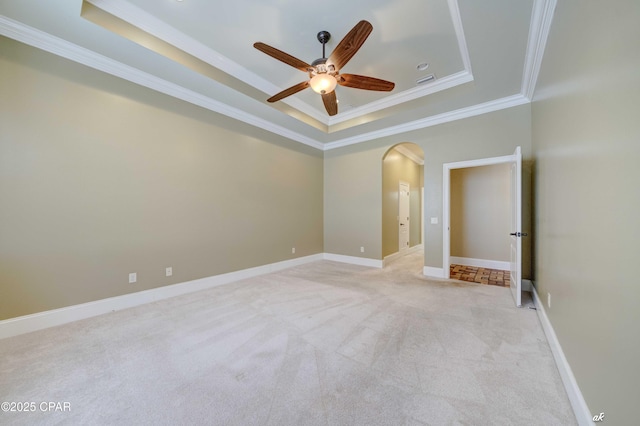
[0,251,575,425]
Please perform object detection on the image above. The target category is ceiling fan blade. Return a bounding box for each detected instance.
[267,81,310,103]
[321,91,338,116]
[338,74,395,91]
[328,20,373,71]
[254,42,311,72]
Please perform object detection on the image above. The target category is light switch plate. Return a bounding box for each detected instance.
[430,217,438,224]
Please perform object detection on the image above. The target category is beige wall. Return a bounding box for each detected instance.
[0,38,323,320]
[325,104,532,276]
[0,36,534,322]
[382,147,423,258]
[531,0,640,423]
[450,164,510,262]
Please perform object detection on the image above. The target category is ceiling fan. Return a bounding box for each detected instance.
[254,20,395,116]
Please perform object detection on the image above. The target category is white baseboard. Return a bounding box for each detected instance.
[323,253,383,268]
[0,254,323,340]
[423,266,445,279]
[531,285,593,426]
[450,256,510,271]
[383,244,423,267]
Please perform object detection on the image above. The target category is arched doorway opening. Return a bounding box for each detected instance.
[381,143,424,268]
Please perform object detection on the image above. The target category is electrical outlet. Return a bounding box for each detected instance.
[292,247,296,254]
[166,267,172,277]
[547,292,551,309]
[360,246,365,253]
[430,217,438,225]
[129,272,137,284]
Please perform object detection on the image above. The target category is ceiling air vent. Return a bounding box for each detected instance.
[416,74,436,85]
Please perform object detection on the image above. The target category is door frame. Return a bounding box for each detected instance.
[398,181,410,251]
[442,148,520,281]
[509,146,523,307]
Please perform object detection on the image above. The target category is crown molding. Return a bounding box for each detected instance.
[323,94,529,150]
[448,0,473,74]
[327,0,473,126]
[0,16,324,150]
[87,0,474,130]
[327,70,473,126]
[321,0,557,151]
[86,0,327,124]
[393,145,424,165]
[521,0,557,100]
[2,0,558,153]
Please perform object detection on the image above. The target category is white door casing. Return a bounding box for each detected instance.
[509,146,523,307]
[442,147,523,307]
[399,181,410,251]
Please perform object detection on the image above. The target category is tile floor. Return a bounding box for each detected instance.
[450,264,510,287]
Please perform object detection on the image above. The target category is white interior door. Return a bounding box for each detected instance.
[399,182,410,251]
[509,146,522,307]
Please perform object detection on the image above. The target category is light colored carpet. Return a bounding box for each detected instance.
[0,251,575,425]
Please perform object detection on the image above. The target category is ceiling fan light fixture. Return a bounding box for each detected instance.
[309,73,337,94]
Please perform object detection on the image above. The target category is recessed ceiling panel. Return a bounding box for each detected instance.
[121,0,466,115]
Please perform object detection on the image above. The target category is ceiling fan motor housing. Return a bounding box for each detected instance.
[309,58,337,77]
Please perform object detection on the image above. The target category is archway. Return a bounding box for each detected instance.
[381,143,424,267]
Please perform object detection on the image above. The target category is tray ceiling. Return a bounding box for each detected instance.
[0,0,550,149]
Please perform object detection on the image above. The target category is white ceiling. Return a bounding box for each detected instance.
[0,0,548,150]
